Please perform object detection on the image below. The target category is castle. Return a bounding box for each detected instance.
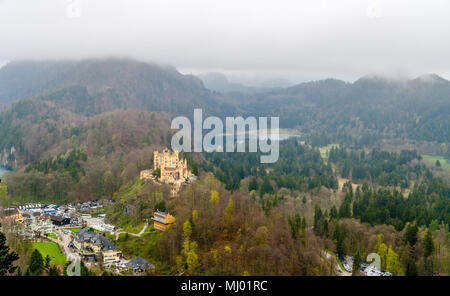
[153,148,192,183]
[140,148,194,196]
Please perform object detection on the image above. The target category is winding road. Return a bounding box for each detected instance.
[114,222,149,240]
[47,228,81,262]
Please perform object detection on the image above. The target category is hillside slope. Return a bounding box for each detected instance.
[3,108,172,202]
[0,59,220,117]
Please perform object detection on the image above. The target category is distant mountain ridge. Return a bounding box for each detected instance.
[0,59,219,117]
[197,72,275,93]
[233,73,450,143]
[0,58,449,152]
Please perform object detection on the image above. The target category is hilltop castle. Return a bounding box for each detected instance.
[140,148,194,196]
[153,148,192,183]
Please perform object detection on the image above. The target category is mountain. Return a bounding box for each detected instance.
[235,75,450,143]
[1,58,450,169]
[2,108,172,202]
[197,72,268,93]
[1,59,448,276]
[0,59,220,117]
[197,72,293,93]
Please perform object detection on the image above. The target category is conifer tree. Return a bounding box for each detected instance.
[423,229,435,258]
[0,223,19,276]
[352,248,361,276]
[403,222,418,246]
[26,249,44,276]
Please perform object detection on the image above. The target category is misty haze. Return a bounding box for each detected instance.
[0,0,449,285]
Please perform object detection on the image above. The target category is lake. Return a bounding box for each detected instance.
[202,132,303,152]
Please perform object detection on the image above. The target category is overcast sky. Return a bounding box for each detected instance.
[1,0,450,83]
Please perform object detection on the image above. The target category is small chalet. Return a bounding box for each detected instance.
[152,211,175,231]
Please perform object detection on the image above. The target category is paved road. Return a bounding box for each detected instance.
[114,222,149,240]
[51,227,80,262]
[322,250,351,276]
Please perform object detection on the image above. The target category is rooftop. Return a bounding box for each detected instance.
[126,257,154,269]
[154,211,169,217]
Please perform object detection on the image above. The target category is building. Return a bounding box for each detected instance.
[1,208,23,227]
[152,211,175,231]
[101,244,122,266]
[153,148,192,183]
[4,208,24,224]
[150,148,194,196]
[90,233,121,265]
[29,214,53,235]
[139,169,154,181]
[126,257,155,273]
[73,228,96,250]
[14,209,24,224]
[91,222,115,233]
[138,148,195,195]
[73,229,122,265]
[44,208,56,215]
[50,215,71,226]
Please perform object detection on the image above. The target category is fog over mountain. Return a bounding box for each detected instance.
[1,0,450,82]
[0,58,449,170]
[0,2,449,278]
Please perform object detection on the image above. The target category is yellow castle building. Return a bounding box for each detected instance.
[139,148,194,196]
[153,148,192,183]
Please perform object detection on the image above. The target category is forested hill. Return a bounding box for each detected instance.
[234,74,450,143]
[1,58,449,144]
[0,59,220,116]
[1,58,450,170]
[3,108,172,202]
[0,58,223,168]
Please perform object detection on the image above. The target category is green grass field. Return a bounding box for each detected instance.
[422,155,450,170]
[32,242,67,267]
[67,227,82,233]
[122,222,147,234]
[319,144,340,158]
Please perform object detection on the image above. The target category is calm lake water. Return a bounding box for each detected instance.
[203,132,303,151]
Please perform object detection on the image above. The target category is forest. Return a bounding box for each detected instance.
[0,59,449,276]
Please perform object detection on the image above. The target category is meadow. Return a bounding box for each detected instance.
[319,143,340,158]
[422,155,450,170]
[32,242,67,267]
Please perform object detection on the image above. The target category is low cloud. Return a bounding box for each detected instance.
[1,0,450,81]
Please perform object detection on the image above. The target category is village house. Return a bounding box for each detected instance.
[29,214,53,235]
[7,208,24,224]
[50,215,71,226]
[91,222,115,233]
[73,229,122,265]
[1,209,53,239]
[152,211,176,231]
[126,256,155,273]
